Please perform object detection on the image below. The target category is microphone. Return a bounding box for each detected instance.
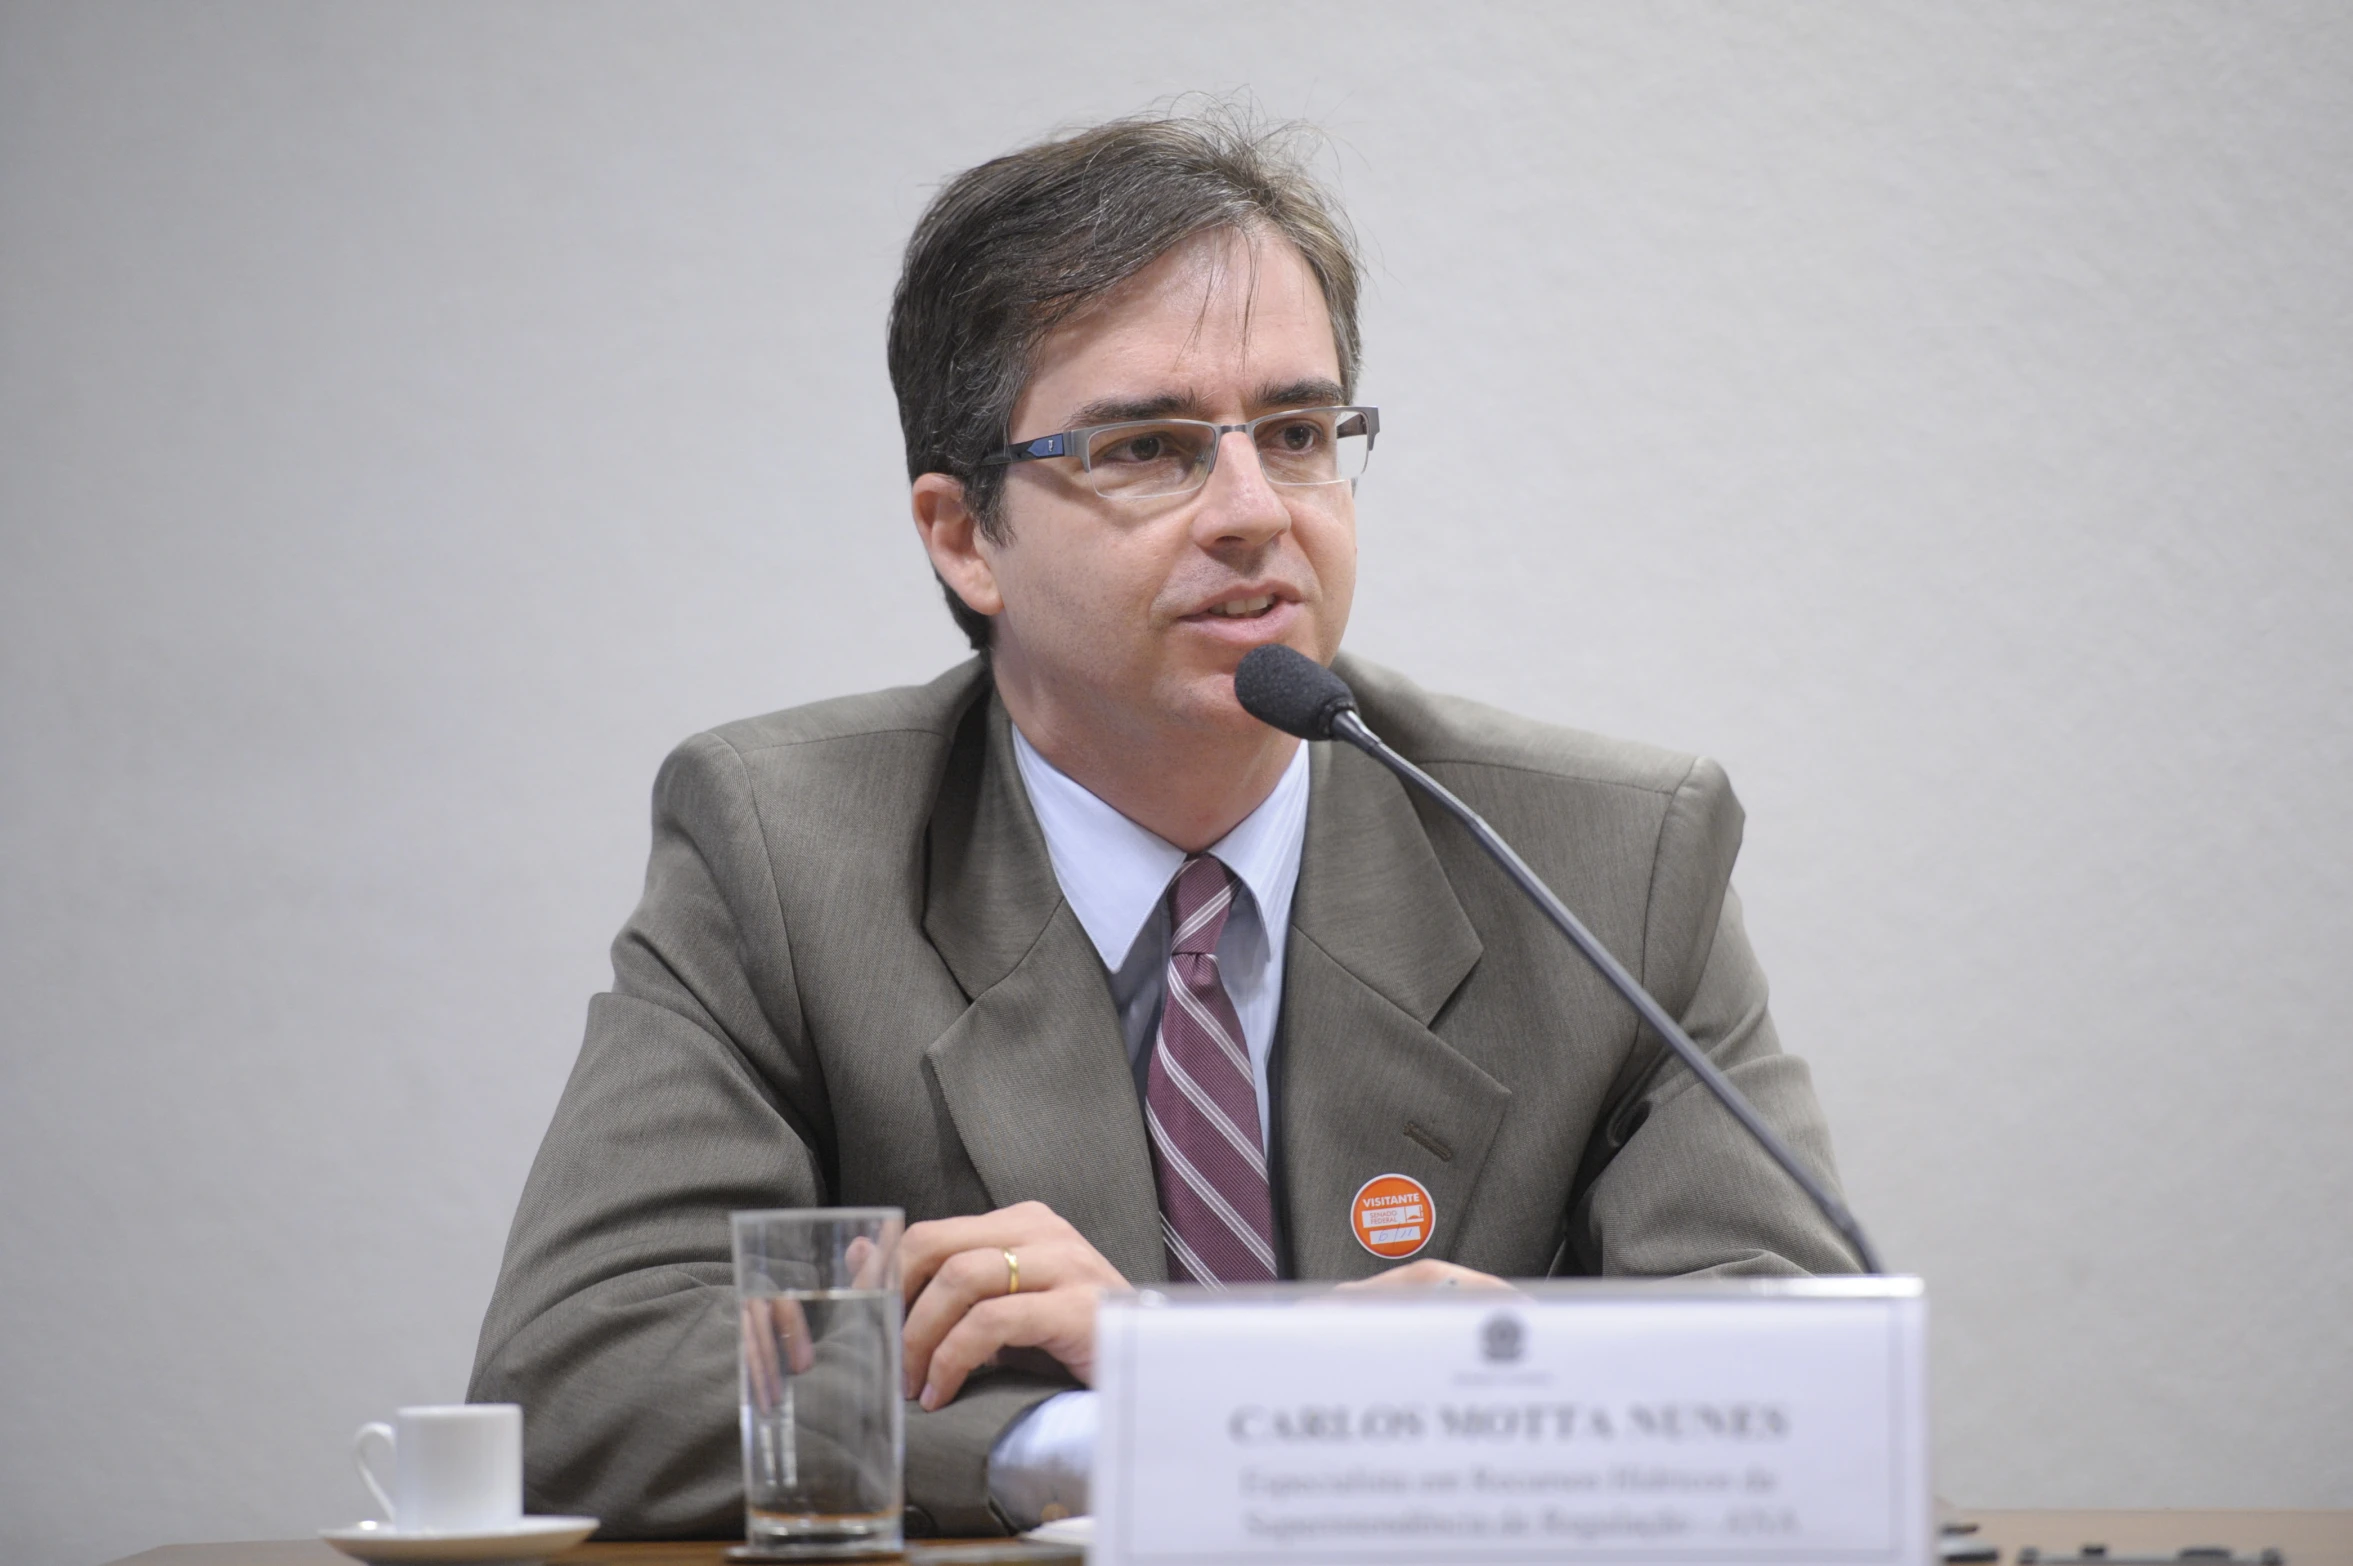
[1234,644,1885,1275]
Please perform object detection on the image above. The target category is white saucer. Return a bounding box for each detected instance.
[1023,1516,1093,1547]
[320,1516,598,1563]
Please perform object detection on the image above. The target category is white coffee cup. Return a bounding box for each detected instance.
[353,1403,523,1533]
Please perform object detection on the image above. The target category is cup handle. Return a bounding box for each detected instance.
[352,1421,396,1521]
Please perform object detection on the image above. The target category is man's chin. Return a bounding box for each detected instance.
[1164,665,1304,738]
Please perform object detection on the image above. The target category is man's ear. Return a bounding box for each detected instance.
[910,473,1004,619]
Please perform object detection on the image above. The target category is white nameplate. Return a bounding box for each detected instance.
[1092,1277,1928,1566]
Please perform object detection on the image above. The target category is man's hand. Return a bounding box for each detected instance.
[1336,1258,1515,1292]
[744,1234,897,1411]
[739,1294,815,1413]
[900,1201,1130,1410]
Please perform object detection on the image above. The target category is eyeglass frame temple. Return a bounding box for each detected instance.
[975,405,1381,471]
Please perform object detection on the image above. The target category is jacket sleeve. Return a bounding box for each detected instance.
[1568,757,1863,1278]
[467,732,1055,1539]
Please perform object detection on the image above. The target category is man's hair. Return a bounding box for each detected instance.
[887,109,1364,650]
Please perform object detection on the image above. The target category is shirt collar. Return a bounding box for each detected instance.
[1011,724,1311,972]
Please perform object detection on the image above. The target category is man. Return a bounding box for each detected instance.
[469,112,1856,1539]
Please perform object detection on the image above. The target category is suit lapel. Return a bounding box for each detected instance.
[922,693,1167,1283]
[1277,739,1508,1280]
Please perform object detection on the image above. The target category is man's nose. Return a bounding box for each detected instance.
[1194,428,1292,546]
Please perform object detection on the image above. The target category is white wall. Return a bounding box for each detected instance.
[3,4,2347,1562]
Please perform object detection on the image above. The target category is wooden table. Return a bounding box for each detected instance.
[103,1512,2353,1566]
[1968,1511,2353,1565]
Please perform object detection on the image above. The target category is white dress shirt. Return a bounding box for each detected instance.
[986,725,1311,1528]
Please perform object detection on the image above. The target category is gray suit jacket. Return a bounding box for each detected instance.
[468,654,1855,1538]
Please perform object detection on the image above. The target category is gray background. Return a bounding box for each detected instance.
[3,4,2348,1563]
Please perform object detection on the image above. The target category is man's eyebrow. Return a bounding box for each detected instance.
[1060,379,1350,430]
[1065,391,1208,427]
[1255,378,1347,411]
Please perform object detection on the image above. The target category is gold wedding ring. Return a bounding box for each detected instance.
[1003,1247,1021,1296]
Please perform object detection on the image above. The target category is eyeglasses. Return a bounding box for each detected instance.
[980,405,1379,501]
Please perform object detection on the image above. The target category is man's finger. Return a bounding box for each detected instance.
[1335,1259,1515,1292]
[898,1204,1058,1301]
[902,1244,1022,1397]
[895,1205,1129,1404]
[742,1298,782,1409]
[918,1293,1083,1410]
[778,1295,817,1374]
[743,1294,820,1402]
[846,1228,902,1293]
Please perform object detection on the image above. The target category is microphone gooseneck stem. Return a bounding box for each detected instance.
[1328,709,1886,1276]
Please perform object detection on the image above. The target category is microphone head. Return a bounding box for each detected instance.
[1234,644,1358,740]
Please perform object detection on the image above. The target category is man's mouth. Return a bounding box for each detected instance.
[1203,594,1279,619]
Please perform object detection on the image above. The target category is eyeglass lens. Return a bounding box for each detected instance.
[1084,409,1372,499]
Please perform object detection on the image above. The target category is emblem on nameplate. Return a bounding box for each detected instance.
[1350,1172,1435,1259]
[1479,1310,1525,1362]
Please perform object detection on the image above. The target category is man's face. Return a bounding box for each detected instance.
[977,227,1358,747]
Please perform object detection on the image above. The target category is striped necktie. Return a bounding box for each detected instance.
[1144,854,1279,1285]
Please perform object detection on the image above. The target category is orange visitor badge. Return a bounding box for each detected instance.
[1351,1172,1435,1259]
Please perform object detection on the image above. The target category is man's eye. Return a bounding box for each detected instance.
[1266,419,1326,452]
[1092,425,1211,470]
[1094,426,1197,466]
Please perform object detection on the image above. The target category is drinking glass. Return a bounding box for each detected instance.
[732,1208,905,1557]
